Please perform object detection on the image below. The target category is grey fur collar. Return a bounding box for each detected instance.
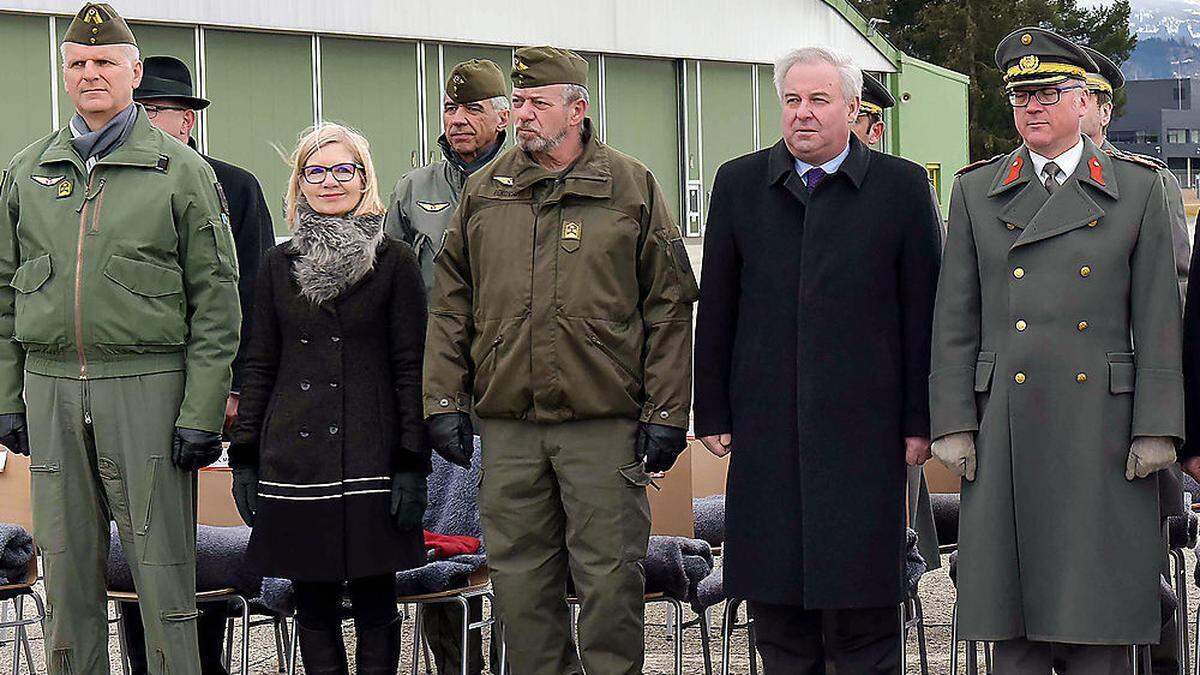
[289,201,384,305]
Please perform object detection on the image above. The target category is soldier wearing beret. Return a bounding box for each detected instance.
[386,53,508,675]
[386,59,509,292]
[0,3,239,673]
[931,27,1183,673]
[423,45,697,675]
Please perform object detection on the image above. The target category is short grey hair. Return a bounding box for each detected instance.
[60,42,141,66]
[773,47,862,104]
[563,84,589,105]
[488,94,510,112]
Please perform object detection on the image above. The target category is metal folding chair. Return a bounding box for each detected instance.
[0,557,44,675]
[399,566,506,675]
[719,598,758,675]
[566,591,712,675]
[109,588,251,675]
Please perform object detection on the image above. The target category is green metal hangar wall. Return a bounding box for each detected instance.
[0,0,968,245]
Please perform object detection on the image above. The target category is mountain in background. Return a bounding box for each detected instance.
[1128,0,1200,77]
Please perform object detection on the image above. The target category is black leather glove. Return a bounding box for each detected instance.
[390,472,428,532]
[636,422,688,473]
[230,465,258,527]
[171,427,223,471]
[427,413,474,469]
[0,413,29,456]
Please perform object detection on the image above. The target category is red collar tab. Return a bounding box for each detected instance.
[1003,156,1023,185]
[1089,156,1105,186]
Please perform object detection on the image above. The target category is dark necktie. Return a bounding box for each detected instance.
[1042,161,1060,195]
[804,167,827,190]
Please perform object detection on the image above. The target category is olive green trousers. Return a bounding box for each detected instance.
[27,371,201,675]
[478,418,651,675]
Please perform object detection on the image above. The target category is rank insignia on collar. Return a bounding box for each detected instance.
[1088,156,1105,185]
[56,180,73,199]
[493,176,514,186]
[31,175,65,187]
[1003,156,1024,185]
[416,201,451,213]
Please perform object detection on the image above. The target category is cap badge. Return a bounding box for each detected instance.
[1021,33,1032,45]
[84,7,105,24]
[1018,55,1040,73]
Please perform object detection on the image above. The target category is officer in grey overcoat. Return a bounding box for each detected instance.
[930,27,1184,674]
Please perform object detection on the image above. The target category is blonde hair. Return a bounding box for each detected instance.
[284,122,385,229]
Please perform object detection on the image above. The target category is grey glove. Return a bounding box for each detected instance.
[1125,436,1176,480]
[390,472,428,532]
[230,465,258,527]
[171,427,223,471]
[932,431,976,481]
[0,413,29,456]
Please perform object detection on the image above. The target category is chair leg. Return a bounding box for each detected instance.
[746,604,759,675]
[456,597,470,675]
[914,596,929,675]
[669,598,684,675]
[1174,549,1190,675]
[10,596,23,675]
[720,600,734,675]
[113,600,132,675]
[410,604,423,675]
[238,597,250,675]
[950,602,959,675]
[17,599,33,675]
[223,614,234,670]
[287,616,299,675]
[698,608,714,675]
[899,602,908,674]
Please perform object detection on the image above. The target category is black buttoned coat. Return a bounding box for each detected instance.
[231,236,430,582]
[931,136,1184,643]
[693,135,942,608]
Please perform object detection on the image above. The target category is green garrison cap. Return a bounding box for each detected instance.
[994,27,1096,90]
[1080,46,1125,94]
[63,3,137,47]
[511,46,588,89]
[860,73,895,116]
[446,59,507,104]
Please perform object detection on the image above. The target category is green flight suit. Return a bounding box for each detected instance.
[0,106,240,674]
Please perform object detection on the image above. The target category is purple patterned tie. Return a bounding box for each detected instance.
[804,167,827,190]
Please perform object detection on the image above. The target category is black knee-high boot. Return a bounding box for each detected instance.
[355,617,401,674]
[297,622,349,675]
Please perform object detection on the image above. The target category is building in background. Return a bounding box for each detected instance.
[1110,77,1200,188]
[0,0,969,257]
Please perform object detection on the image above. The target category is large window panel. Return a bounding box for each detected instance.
[757,64,780,149]
[700,61,755,232]
[604,56,681,224]
[0,13,53,164]
[320,37,419,199]
[205,29,313,231]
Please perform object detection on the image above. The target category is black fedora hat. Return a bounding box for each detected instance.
[134,55,209,110]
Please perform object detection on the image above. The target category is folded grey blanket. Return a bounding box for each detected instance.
[693,495,725,547]
[258,577,294,616]
[0,523,33,585]
[905,528,927,597]
[1181,473,1200,503]
[1167,512,1198,550]
[644,536,714,604]
[693,568,725,612]
[425,439,485,545]
[395,553,487,596]
[106,523,261,598]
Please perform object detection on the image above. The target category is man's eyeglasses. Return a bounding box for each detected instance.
[1008,85,1083,108]
[142,103,190,119]
[301,163,364,185]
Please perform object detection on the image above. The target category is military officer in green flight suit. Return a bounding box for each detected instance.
[0,4,239,673]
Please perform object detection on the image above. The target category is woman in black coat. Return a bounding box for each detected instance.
[230,123,428,675]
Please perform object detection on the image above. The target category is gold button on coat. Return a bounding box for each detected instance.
[1087,220,1097,227]
[1016,320,1027,331]
[1015,372,1026,384]
[1013,267,1025,279]
[1006,223,1016,230]
[1077,321,1088,331]
[1080,266,1091,277]
[1076,373,1087,383]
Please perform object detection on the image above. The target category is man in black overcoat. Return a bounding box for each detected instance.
[121,55,275,675]
[693,47,941,673]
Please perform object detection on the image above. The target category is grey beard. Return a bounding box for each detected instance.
[289,201,384,305]
[517,125,570,154]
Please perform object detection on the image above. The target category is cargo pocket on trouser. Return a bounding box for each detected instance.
[135,456,194,566]
[156,609,201,674]
[28,461,67,554]
[616,460,652,564]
